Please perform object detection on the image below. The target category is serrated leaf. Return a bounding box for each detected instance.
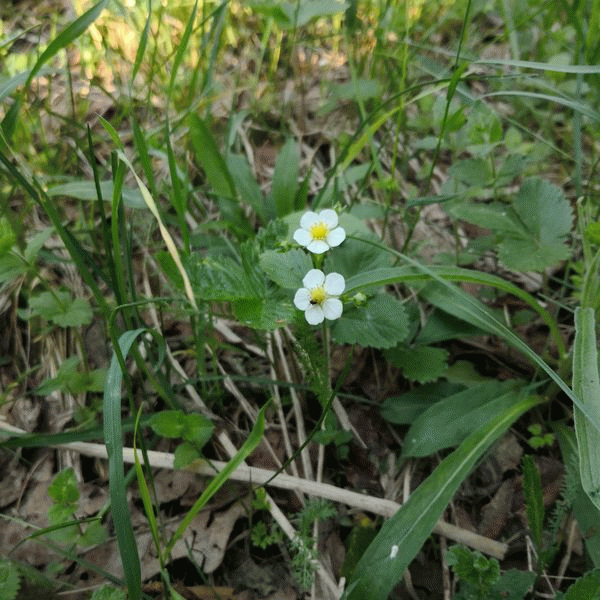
[400,381,521,458]
[0,559,20,600]
[233,297,296,330]
[492,569,536,600]
[48,467,80,504]
[186,255,261,301]
[324,233,390,281]
[498,177,572,272]
[566,569,600,599]
[259,249,313,290]
[28,291,93,327]
[385,345,449,383]
[332,295,409,349]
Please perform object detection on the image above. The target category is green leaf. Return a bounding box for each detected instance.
[385,345,449,383]
[573,307,600,511]
[104,329,145,600]
[0,217,16,258]
[491,569,536,600]
[91,585,127,600]
[449,158,492,186]
[498,177,572,272]
[173,442,201,469]
[272,139,299,217]
[0,560,20,600]
[259,249,313,290]
[324,233,390,282]
[48,468,80,505]
[401,382,521,458]
[332,294,409,349]
[233,297,296,330]
[343,394,542,600]
[380,382,465,425]
[28,291,93,328]
[522,455,544,550]
[566,569,600,600]
[446,546,500,589]
[227,154,271,222]
[149,411,213,445]
[189,114,235,199]
[186,255,261,301]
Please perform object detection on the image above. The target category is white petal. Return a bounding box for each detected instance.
[306,240,330,254]
[293,228,312,246]
[326,226,346,248]
[322,298,343,320]
[294,288,311,310]
[303,269,325,288]
[305,305,325,325]
[324,273,345,296]
[319,209,338,228]
[300,211,319,229]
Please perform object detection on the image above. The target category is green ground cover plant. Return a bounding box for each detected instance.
[2,0,600,598]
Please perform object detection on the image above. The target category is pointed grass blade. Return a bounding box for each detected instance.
[344,394,542,599]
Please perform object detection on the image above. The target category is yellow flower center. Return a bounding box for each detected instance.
[309,221,329,241]
[309,287,327,305]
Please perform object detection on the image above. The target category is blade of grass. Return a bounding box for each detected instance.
[104,329,147,600]
[573,307,600,511]
[344,394,542,599]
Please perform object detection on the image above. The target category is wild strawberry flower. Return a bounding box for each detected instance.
[293,209,346,254]
[294,269,345,325]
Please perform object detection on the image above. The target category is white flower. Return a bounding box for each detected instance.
[293,209,346,254]
[294,269,345,325]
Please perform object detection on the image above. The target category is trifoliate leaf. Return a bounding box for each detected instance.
[331,294,409,349]
[385,345,449,383]
[498,177,572,272]
[28,291,93,328]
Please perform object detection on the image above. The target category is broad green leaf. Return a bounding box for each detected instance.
[186,255,261,301]
[573,307,600,510]
[259,249,312,290]
[565,569,600,599]
[380,382,465,425]
[24,227,54,263]
[449,158,492,186]
[492,569,536,600]
[173,442,201,469]
[522,455,544,550]
[48,468,79,505]
[385,345,449,383]
[344,394,542,600]
[272,139,298,217]
[332,295,409,349]
[332,78,383,102]
[324,234,390,282]
[401,382,521,458]
[416,309,483,345]
[149,411,213,444]
[0,254,28,283]
[28,291,93,328]
[448,201,517,232]
[233,297,296,330]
